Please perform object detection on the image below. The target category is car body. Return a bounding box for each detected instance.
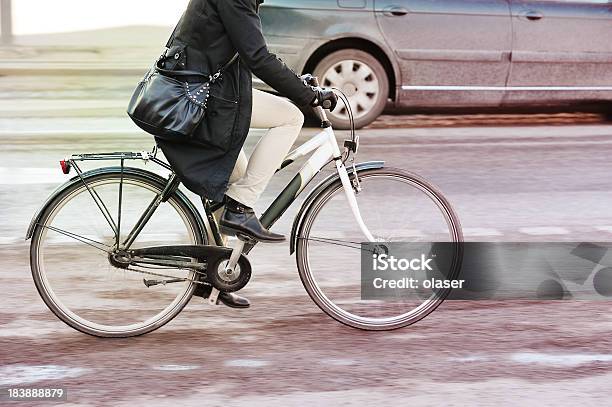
[255,0,612,128]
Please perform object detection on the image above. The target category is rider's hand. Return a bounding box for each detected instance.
[310,87,338,112]
[300,73,317,87]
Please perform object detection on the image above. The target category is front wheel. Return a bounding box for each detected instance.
[296,168,463,330]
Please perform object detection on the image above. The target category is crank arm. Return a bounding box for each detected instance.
[208,288,220,305]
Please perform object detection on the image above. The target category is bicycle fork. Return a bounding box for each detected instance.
[335,160,376,243]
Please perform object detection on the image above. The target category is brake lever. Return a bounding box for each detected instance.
[343,135,359,153]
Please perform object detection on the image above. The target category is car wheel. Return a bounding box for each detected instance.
[313,49,389,130]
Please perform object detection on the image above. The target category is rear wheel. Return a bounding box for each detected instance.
[313,49,389,129]
[30,171,205,337]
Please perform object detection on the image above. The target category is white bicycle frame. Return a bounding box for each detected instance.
[207,106,376,304]
[277,107,375,242]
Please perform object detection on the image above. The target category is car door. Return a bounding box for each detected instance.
[374,0,513,107]
[507,0,612,103]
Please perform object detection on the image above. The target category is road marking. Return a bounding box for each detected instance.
[319,359,356,366]
[462,228,502,237]
[0,365,90,386]
[520,227,570,236]
[224,359,269,368]
[447,353,612,366]
[0,237,21,245]
[369,140,612,149]
[228,334,259,343]
[448,355,490,362]
[0,130,142,137]
[510,352,612,367]
[0,167,68,185]
[153,365,200,372]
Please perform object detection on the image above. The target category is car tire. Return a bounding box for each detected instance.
[604,107,612,122]
[313,49,389,130]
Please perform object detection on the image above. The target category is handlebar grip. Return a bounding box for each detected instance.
[322,99,332,109]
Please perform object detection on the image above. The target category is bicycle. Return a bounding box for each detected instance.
[27,85,463,337]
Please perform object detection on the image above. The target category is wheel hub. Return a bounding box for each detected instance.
[109,250,131,269]
[217,260,241,283]
[342,82,358,97]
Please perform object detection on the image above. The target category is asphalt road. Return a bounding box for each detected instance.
[2,119,612,406]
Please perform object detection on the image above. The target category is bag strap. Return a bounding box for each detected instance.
[160,12,239,79]
[156,53,239,80]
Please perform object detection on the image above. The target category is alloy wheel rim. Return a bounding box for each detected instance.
[321,59,380,121]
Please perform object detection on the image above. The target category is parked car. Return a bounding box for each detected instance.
[255,0,612,129]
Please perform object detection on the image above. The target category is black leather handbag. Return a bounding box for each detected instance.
[127,48,238,141]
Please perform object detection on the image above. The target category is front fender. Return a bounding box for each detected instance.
[25,167,207,242]
[289,161,384,254]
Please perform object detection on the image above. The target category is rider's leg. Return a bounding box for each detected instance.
[226,89,304,206]
[201,151,251,308]
[221,88,304,242]
[213,150,248,244]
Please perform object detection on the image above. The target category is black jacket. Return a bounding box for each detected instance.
[155,0,316,202]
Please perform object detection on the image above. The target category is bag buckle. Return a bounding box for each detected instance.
[210,71,222,82]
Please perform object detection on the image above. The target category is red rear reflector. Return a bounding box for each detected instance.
[60,160,71,174]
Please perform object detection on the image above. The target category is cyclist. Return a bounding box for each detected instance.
[154,0,338,307]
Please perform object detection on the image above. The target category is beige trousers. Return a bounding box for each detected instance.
[225,88,304,207]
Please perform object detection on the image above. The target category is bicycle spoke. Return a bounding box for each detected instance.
[74,164,118,238]
[122,174,179,249]
[37,223,111,253]
[122,193,159,248]
[297,235,381,254]
[116,159,124,248]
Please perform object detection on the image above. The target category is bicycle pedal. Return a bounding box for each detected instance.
[208,288,220,306]
[220,226,256,244]
[236,233,257,244]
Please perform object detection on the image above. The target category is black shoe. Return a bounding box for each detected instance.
[219,197,285,243]
[218,292,250,309]
[194,285,250,309]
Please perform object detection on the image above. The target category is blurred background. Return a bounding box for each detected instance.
[1,1,612,405]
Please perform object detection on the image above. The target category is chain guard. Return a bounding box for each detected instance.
[129,245,252,292]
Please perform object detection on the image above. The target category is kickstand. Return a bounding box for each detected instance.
[208,288,220,305]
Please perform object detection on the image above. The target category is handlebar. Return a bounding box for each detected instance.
[308,75,358,160]
[306,75,328,123]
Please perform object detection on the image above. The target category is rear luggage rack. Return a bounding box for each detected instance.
[63,146,172,172]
